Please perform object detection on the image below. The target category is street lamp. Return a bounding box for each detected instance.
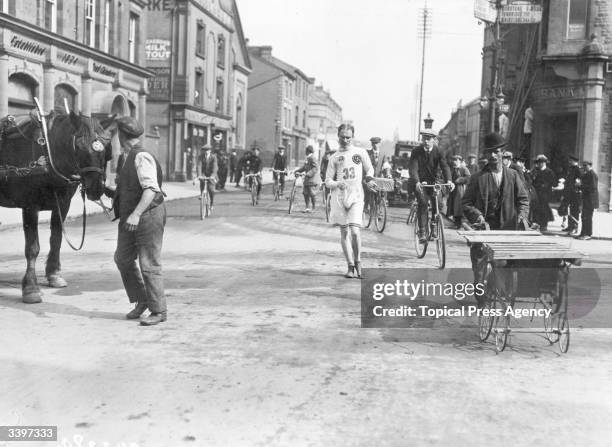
[423,113,434,130]
[479,86,506,132]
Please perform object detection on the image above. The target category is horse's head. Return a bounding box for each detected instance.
[47,111,113,201]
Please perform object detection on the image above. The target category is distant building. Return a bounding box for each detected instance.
[307,85,343,157]
[439,99,481,158]
[0,0,150,169]
[246,45,313,166]
[145,0,251,180]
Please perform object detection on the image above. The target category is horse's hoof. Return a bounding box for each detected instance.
[23,291,42,304]
[48,275,67,288]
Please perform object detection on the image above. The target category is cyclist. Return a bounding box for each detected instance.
[196,144,218,208]
[235,149,251,188]
[409,129,453,243]
[325,123,376,279]
[272,145,288,197]
[364,136,382,213]
[294,145,321,212]
[246,147,263,202]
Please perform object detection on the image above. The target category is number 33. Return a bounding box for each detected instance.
[342,167,355,180]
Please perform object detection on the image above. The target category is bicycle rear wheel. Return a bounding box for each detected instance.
[375,196,387,233]
[435,214,446,269]
[414,215,427,258]
[273,182,279,201]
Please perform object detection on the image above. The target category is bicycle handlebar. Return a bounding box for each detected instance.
[244,173,260,177]
[272,169,287,174]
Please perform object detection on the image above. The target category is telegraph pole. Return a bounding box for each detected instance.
[417,0,431,137]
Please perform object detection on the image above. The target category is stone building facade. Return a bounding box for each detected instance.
[145,0,251,180]
[484,0,612,209]
[0,0,150,167]
[307,85,343,157]
[246,45,312,167]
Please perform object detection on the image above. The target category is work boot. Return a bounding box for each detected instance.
[126,302,147,320]
[418,231,427,244]
[140,312,167,326]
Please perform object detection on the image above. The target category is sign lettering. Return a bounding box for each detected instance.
[500,2,542,24]
[146,0,173,11]
[148,67,171,100]
[93,62,117,77]
[10,35,46,56]
[145,39,171,60]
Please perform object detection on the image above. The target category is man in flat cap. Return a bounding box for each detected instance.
[108,116,167,326]
[559,154,582,235]
[577,160,599,240]
[532,154,556,231]
[467,153,479,175]
[409,129,453,242]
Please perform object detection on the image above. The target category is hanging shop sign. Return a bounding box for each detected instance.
[500,2,542,24]
[474,0,497,22]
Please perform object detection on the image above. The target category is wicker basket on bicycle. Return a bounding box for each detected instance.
[370,177,395,192]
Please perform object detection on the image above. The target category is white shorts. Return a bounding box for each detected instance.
[329,190,364,227]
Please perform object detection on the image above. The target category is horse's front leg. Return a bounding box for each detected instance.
[22,207,42,303]
[46,199,68,288]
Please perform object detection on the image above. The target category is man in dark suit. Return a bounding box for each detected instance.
[531,154,556,231]
[577,160,598,240]
[197,144,218,208]
[229,150,238,183]
[409,129,453,242]
[560,155,582,235]
[462,133,530,231]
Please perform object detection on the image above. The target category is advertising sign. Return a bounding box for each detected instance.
[148,67,170,100]
[474,0,497,22]
[145,39,171,61]
[500,1,542,24]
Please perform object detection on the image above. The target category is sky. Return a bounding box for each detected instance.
[235,0,485,142]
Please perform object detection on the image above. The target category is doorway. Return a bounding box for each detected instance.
[539,113,578,177]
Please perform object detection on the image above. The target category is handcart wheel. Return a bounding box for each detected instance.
[414,215,427,258]
[544,310,559,344]
[478,263,495,341]
[558,313,570,353]
[495,314,510,353]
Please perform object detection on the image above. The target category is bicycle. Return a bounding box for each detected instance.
[364,184,388,233]
[198,176,214,220]
[288,172,305,215]
[412,182,453,269]
[272,169,287,201]
[244,173,260,206]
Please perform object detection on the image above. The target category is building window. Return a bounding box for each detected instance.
[216,78,224,113]
[295,106,299,127]
[128,13,139,63]
[45,0,57,32]
[103,0,111,53]
[302,110,306,128]
[8,73,37,114]
[0,0,7,13]
[85,0,95,47]
[195,70,203,106]
[196,22,205,56]
[567,0,588,40]
[217,35,225,68]
[235,94,243,144]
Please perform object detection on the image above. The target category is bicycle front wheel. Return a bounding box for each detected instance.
[435,214,446,269]
[375,197,387,233]
[363,200,373,229]
[200,187,206,220]
[251,182,257,206]
[288,185,297,214]
[414,214,427,258]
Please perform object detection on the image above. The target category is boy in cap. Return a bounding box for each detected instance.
[449,154,470,229]
[577,160,599,240]
[531,154,556,231]
[108,116,167,326]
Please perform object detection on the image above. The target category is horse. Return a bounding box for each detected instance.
[0,110,113,303]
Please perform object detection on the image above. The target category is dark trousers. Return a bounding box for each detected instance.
[415,187,435,234]
[114,204,166,313]
[235,170,242,186]
[273,172,286,193]
[581,207,594,236]
[567,197,581,231]
[200,179,215,206]
[217,166,228,189]
[229,167,236,183]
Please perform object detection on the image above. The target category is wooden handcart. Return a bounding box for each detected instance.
[459,230,585,354]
